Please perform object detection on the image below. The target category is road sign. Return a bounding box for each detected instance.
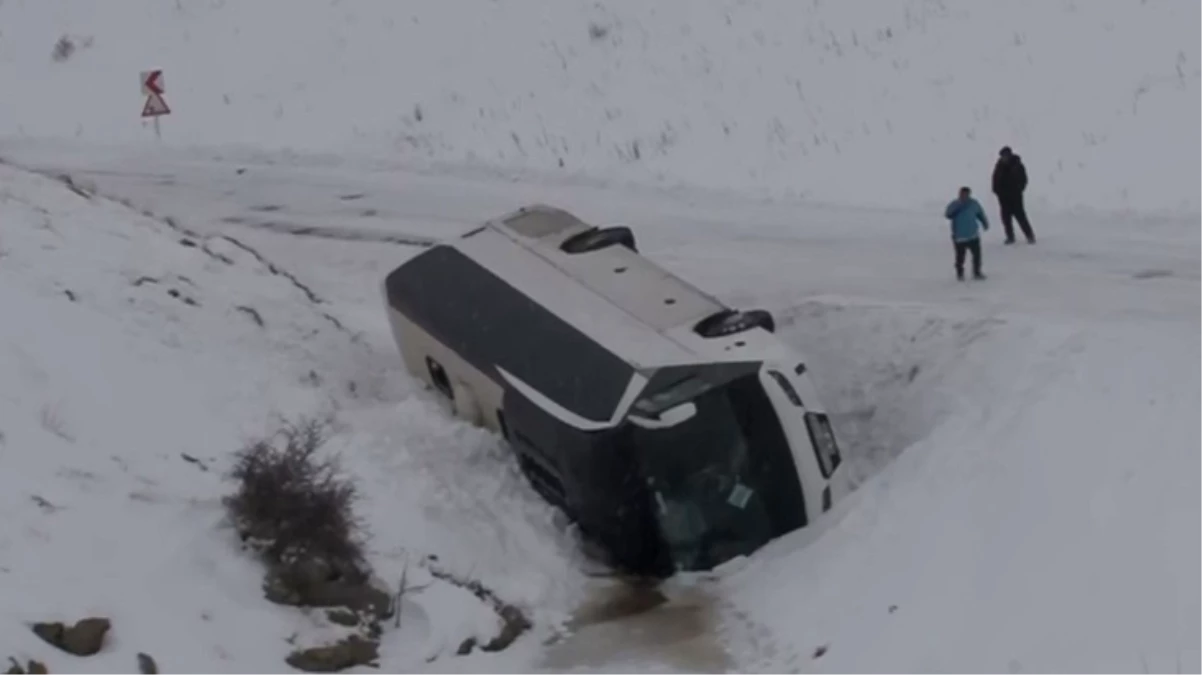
[139,69,170,137]
[142,92,171,117]
[140,70,165,96]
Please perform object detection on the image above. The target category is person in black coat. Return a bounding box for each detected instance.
[991,146,1036,244]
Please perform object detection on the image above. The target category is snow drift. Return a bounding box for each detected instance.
[0,161,374,672]
[0,163,592,672]
[727,299,1201,673]
[0,0,1197,215]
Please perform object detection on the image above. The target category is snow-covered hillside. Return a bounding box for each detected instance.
[729,303,1200,673]
[0,0,1198,215]
[0,163,371,672]
[0,162,603,672]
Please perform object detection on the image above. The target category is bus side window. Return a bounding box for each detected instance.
[767,370,803,407]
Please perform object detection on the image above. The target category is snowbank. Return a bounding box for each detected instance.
[0,0,1197,215]
[0,162,367,671]
[0,163,584,672]
[722,301,1201,673]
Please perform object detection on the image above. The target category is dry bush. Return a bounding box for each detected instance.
[224,417,366,579]
[50,34,93,63]
[51,35,76,62]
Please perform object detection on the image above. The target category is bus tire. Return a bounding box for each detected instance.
[560,226,638,254]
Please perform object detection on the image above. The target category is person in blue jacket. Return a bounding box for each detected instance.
[944,186,989,280]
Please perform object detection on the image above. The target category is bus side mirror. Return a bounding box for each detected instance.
[629,402,697,429]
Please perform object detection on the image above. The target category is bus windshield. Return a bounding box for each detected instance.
[629,370,806,572]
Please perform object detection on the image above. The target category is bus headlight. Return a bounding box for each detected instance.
[804,411,842,479]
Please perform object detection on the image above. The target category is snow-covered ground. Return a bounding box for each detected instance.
[0,0,1198,215]
[0,158,597,673]
[7,139,1202,667]
[0,0,1198,673]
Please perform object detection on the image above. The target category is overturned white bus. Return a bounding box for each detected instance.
[381,204,848,576]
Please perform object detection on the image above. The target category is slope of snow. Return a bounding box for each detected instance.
[0,162,593,673]
[0,0,1198,215]
[0,162,362,672]
[722,304,1200,673]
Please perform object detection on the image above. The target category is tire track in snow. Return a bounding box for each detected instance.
[1,160,443,250]
[1,161,371,344]
[218,214,439,248]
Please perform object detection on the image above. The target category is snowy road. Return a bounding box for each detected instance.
[4,140,1198,329]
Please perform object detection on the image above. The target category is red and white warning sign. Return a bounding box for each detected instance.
[140,69,170,117]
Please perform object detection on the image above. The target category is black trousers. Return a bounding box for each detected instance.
[953,237,982,277]
[997,192,1035,242]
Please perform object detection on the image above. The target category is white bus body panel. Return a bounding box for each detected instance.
[381,203,845,525]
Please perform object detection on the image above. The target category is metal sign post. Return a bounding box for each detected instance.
[140,69,170,138]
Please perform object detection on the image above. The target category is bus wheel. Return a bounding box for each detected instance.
[560,226,638,254]
[693,308,776,338]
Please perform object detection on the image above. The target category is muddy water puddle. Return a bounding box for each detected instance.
[539,578,733,673]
